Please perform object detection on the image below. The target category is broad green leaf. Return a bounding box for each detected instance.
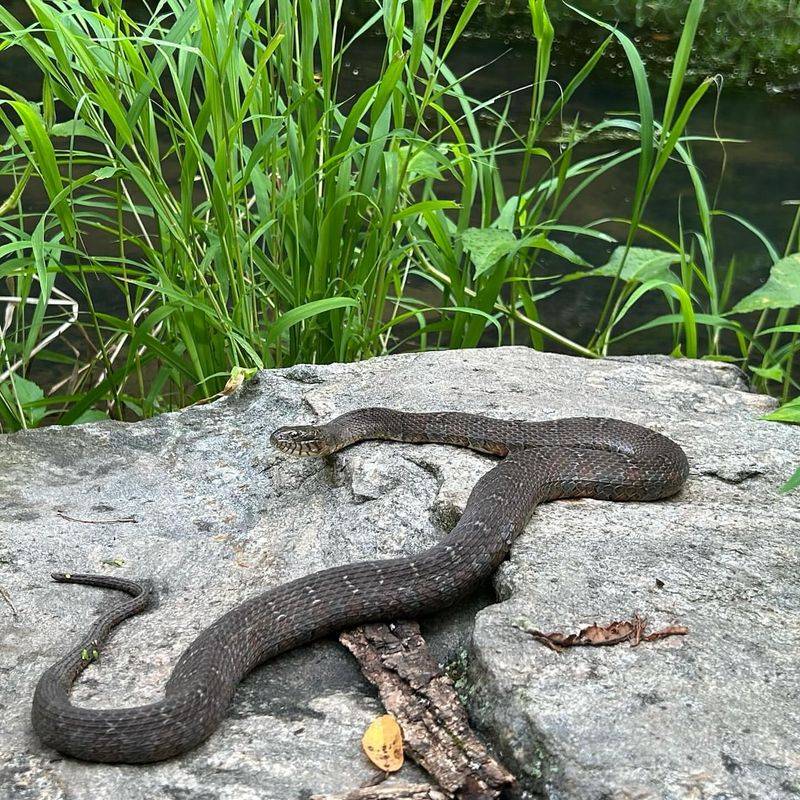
[730,254,800,314]
[73,409,108,424]
[781,467,800,494]
[763,397,800,424]
[92,166,126,180]
[462,228,517,279]
[50,119,99,139]
[0,374,46,425]
[522,235,590,266]
[398,145,445,183]
[566,246,679,284]
[495,196,519,231]
[1,374,42,405]
[749,365,784,382]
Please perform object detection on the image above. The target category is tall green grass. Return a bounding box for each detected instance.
[0,0,597,428]
[0,0,798,446]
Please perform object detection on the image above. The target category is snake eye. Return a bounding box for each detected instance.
[288,427,319,442]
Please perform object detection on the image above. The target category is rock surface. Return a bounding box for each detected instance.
[1,347,798,800]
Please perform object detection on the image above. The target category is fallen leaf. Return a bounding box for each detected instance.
[362,714,404,772]
[518,615,687,652]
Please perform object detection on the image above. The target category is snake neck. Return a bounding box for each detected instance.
[323,408,512,456]
[320,407,398,450]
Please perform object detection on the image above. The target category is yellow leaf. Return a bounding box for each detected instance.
[361,714,404,772]
[222,366,257,396]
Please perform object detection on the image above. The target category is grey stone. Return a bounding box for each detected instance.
[0,347,798,800]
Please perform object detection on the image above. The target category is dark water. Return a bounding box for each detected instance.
[0,3,798,369]
[340,38,800,353]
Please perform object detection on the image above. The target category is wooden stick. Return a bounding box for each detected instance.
[339,621,515,799]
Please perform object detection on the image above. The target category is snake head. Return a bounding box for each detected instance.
[270,425,335,456]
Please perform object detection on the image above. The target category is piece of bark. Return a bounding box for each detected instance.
[311,781,447,800]
[340,621,515,800]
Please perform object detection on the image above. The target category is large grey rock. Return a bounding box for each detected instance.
[0,348,798,800]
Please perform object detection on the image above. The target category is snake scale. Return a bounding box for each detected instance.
[31,408,688,763]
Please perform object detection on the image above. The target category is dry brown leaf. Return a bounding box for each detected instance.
[523,615,687,652]
[362,714,404,772]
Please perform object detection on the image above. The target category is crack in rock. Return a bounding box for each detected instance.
[701,467,765,484]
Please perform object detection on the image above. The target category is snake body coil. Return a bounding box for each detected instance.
[32,408,688,763]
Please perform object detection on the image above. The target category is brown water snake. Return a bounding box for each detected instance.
[31,408,689,762]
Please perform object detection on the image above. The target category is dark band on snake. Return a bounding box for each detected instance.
[31,408,689,763]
